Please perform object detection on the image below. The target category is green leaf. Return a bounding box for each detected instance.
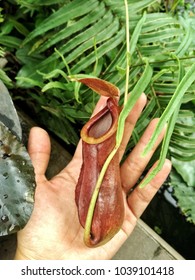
[23,0,99,45]
[0,69,13,87]
[37,5,106,53]
[139,27,182,44]
[15,77,44,88]
[17,0,66,6]
[9,17,29,36]
[0,35,22,48]
[116,60,153,146]
[71,29,125,73]
[175,24,193,58]
[130,12,147,56]
[143,62,195,156]
[42,81,69,92]
[128,0,158,14]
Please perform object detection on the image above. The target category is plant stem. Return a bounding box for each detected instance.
[84,146,118,245]
[124,0,130,106]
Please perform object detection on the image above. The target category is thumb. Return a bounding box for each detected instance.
[28,127,51,181]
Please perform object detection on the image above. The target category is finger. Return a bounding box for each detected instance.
[28,127,51,180]
[121,118,166,193]
[127,159,172,219]
[118,93,147,161]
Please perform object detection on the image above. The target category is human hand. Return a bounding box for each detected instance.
[14,93,171,260]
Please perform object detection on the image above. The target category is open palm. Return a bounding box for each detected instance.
[15,94,171,260]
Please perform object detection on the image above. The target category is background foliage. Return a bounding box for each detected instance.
[0,0,195,224]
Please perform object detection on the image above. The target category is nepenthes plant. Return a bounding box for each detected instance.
[72,63,152,246]
[75,78,124,246]
[72,0,195,247]
[71,52,152,246]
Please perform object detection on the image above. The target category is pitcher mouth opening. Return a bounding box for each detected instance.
[80,98,119,144]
